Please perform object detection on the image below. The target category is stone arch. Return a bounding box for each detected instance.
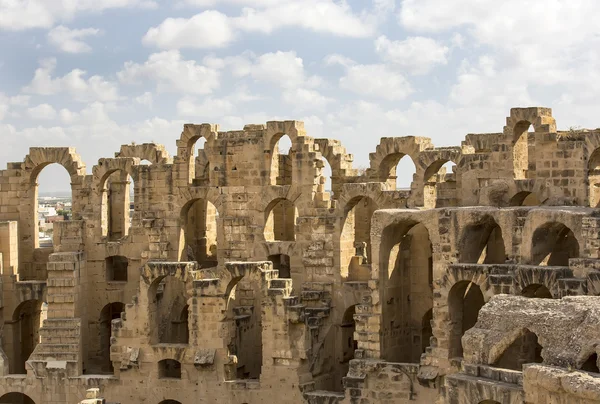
[177,189,222,264]
[577,345,600,372]
[91,302,125,374]
[379,219,433,362]
[7,299,44,374]
[530,221,579,266]
[520,283,553,298]
[222,262,269,380]
[94,158,140,241]
[504,107,556,180]
[264,198,297,242]
[340,194,379,280]
[147,270,191,345]
[457,215,506,264]
[368,137,431,189]
[0,392,36,404]
[116,143,171,165]
[314,138,354,197]
[448,280,485,359]
[176,123,218,185]
[419,149,461,208]
[159,401,182,404]
[489,327,543,370]
[588,147,600,207]
[510,191,542,206]
[20,149,85,273]
[264,121,306,187]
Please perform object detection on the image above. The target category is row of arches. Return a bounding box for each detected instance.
[0,394,183,404]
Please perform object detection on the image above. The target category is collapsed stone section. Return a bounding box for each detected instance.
[0,107,598,403]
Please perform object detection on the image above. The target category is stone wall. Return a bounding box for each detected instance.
[0,107,599,403]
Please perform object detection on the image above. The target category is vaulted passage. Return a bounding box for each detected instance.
[0,393,35,404]
[101,170,135,241]
[581,353,599,373]
[180,198,218,268]
[531,222,579,266]
[340,196,378,280]
[458,217,506,264]
[86,302,125,374]
[448,281,485,358]
[381,222,433,363]
[270,134,293,186]
[225,276,262,380]
[5,300,45,374]
[493,329,543,371]
[150,276,189,345]
[521,284,553,298]
[268,254,291,278]
[264,198,296,242]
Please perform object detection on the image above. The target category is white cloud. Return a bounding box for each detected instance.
[177,97,235,118]
[0,0,157,31]
[249,51,306,88]
[118,50,220,95]
[142,11,235,49]
[324,54,356,68]
[375,35,448,74]
[339,64,413,101]
[9,95,30,107]
[28,104,57,120]
[23,58,120,102]
[145,1,377,49]
[48,25,100,53]
[282,88,332,109]
[135,92,153,108]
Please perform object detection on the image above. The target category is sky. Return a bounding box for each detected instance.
[1,0,600,193]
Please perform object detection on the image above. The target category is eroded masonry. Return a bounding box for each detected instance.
[0,107,599,404]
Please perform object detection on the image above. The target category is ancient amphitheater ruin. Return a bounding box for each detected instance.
[0,107,599,403]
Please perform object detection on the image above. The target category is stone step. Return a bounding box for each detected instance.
[30,351,79,361]
[304,390,345,404]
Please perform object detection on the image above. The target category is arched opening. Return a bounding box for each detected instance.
[509,191,541,206]
[150,276,189,345]
[340,196,378,280]
[180,198,218,267]
[225,276,262,380]
[513,121,534,180]
[531,222,579,266]
[448,281,484,358]
[333,304,357,391]
[478,401,501,404]
[380,221,433,362]
[270,134,293,186]
[589,148,600,207]
[581,353,599,372]
[91,302,125,374]
[105,255,128,282]
[187,135,208,184]
[493,329,543,370]
[421,308,433,355]
[268,254,291,278]
[35,163,72,248]
[319,156,333,197]
[159,401,182,404]
[6,299,44,374]
[194,137,210,186]
[0,393,35,404]
[100,170,134,241]
[521,284,553,298]
[424,160,457,208]
[158,359,182,379]
[264,198,296,242]
[458,217,506,264]
[379,153,416,190]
